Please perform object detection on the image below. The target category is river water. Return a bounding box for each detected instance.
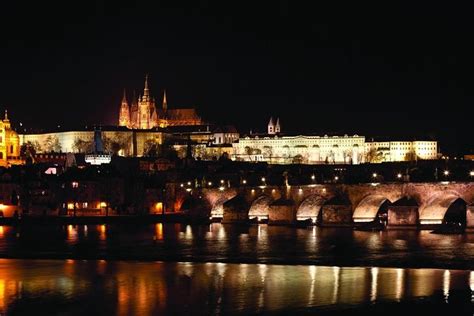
[1,223,474,314]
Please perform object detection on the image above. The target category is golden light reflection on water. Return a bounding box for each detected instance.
[443,270,451,301]
[155,223,163,240]
[0,260,473,314]
[396,268,404,300]
[371,267,379,302]
[99,224,106,241]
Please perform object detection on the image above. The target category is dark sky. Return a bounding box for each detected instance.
[0,1,472,154]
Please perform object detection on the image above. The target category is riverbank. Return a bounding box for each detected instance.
[0,213,189,226]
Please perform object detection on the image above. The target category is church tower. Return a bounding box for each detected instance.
[268,117,275,135]
[118,89,130,127]
[275,117,281,133]
[137,74,158,129]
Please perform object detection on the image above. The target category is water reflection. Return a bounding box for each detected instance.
[0,259,472,314]
[1,223,474,270]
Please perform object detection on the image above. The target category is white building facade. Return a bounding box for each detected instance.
[233,134,366,164]
[364,140,438,162]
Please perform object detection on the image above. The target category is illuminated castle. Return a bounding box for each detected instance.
[118,75,203,129]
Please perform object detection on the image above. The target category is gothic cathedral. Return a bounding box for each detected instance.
[118,75,203,129]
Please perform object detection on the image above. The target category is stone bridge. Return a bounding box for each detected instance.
[171,182,474,228]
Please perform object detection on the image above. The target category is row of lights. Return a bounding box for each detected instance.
[180,170,474,189]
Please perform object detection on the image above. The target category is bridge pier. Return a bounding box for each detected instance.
[320,197,352,227]
[268,199,296,225]
[465,204,474,232]
[387,197,419,229]
[222,195,249,224]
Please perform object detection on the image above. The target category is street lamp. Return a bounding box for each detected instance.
[311,174,315,181]
[242,179,247,185]
[470,171,474,177]
[443,170,449,176]
[397,173,402,179]
[334,176,339,181]
[372,173,377,179]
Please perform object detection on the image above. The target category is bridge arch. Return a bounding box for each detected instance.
[180,195,212,217]
[296,194,326,222]
[353,194,392,223]
[211,195,237,219]
[419,192,467,225]
[248,195,273,220]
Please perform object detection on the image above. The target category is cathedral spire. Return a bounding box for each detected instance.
[4,109,8,121]
[118,89,130,127]
[162,90,167,111]
[121,89,127,104]
[143,74,150,101]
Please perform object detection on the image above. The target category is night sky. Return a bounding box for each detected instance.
[0,2,472,154]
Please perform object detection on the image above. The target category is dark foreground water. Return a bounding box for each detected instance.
[1,223,474,269]
[2,223,474,314]
[0,259,473,315]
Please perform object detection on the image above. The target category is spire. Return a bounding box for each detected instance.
[162,90,168,111]
[275,117,280,133]
[268,116,275,135]
[143,74,150,100]
[4,109,8,121]
[121,89,127,104]
[268,117,274,126]
[118,89,130,127]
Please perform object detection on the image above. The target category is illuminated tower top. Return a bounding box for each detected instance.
[162,90,167,111]
[118,89,130,127]
[142,74,150,102]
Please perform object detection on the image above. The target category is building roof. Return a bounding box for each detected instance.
[156,108,201,120]
[165,125,212,133]
[213,125,239,134]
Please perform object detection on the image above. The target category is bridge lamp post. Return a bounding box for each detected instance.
[397,173,402,180]
[208,181,213,187]
[334,176,339,182]
[242,179,247,185]
[261,177,266,186]
[443,170,450,177]
[469,171,474,178]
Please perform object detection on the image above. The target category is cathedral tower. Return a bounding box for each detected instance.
[118,89,130,127]
[137,75,158,129]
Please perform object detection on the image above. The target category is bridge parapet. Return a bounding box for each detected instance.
[176,182,474,227]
